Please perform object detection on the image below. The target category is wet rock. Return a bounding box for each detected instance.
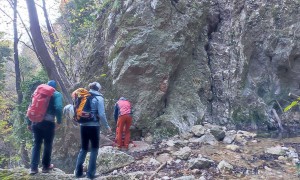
[191,125,206,137]
[173,147,192,160]
[188,157,214,170]
[217,160,233,173]
[223,130,237,144]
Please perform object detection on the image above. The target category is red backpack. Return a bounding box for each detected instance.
[27,84,55,122]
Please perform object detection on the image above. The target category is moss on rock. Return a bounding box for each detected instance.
[232,106,268,130]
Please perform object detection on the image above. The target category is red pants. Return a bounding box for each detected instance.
[116,114,132,148]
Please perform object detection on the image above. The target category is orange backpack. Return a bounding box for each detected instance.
[72,88,101,123]
[27,84,55,122]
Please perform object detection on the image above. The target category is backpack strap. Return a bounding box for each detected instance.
[90,94,103,102]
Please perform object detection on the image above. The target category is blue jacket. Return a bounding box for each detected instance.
[27,90,63,125]
[80,89,110,129]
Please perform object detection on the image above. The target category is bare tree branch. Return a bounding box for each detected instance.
[42,0,72,86]
[0,8,13,21]
[19,41,35,52]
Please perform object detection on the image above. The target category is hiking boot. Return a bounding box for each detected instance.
[87,174,100,179]
[29,169,38,175]
[42,164,54,173]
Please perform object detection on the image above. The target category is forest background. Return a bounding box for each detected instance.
[0,0,104,168]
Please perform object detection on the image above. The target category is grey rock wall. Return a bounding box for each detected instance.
[83,0,300,137]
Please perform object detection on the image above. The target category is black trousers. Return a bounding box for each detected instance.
[31,121,55,170]
[75,126,100,178]
[80,126,100,150]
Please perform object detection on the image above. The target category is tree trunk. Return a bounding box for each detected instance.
[20,141,30,168]
[12,0,31,168]
[41,0,72,87]
[25,0,72,104]
[13,0,22,105]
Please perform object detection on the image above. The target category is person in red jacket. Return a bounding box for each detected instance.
[114,97,132,150]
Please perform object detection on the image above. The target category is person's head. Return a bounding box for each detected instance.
[88,82,101,91]
[47,80,57,89]
[119,97,127,100]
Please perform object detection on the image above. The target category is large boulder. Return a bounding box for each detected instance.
[97,147,135,174]
[0,168,73,180]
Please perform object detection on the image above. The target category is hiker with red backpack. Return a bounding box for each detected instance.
[26,80,63,175]
[74,82,112,179]
[114,97,132,150]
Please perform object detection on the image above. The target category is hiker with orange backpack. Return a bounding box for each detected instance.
[114,97,132,150]
[26,80,63,175]
[74,82,112,179]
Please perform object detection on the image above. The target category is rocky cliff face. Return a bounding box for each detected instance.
[82,0,300,137]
